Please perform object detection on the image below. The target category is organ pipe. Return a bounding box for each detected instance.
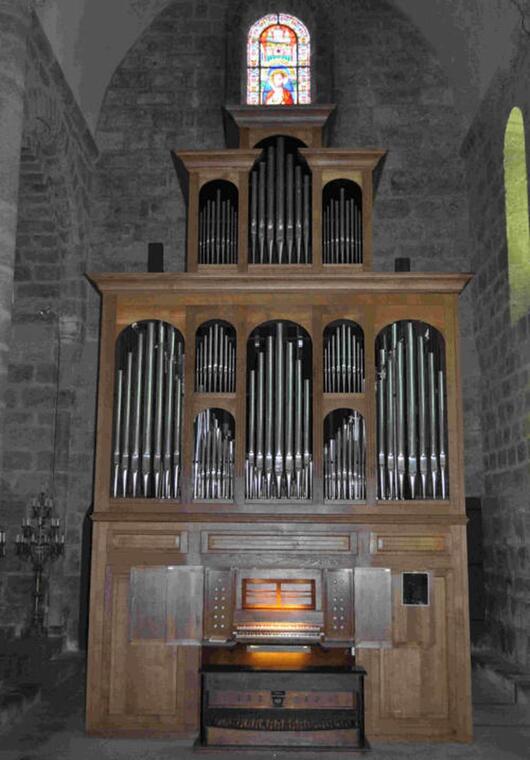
[323,322,364,393]
[322,182,363,264]
[249,137,311,264]
[112,321,184,499]
[195,322,236,393]
[376,321,448,500]
[246,322,312,499]
[324,411,366,501]
[192,409,234,501]
[198,183,238,264]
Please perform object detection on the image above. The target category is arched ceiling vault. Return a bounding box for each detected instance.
[35,0,524,136]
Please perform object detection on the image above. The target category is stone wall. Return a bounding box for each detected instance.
[93,0,481,495]
[0,12,98,645]
[462,30,530,668]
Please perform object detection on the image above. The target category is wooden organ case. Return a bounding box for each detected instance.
[86,105,473,747]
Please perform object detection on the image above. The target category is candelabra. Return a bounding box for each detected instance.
[15,493,64,636]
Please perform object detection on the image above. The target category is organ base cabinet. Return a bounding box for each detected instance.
[86,106,473,746]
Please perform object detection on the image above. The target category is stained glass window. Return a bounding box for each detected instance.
[247,13,310,105]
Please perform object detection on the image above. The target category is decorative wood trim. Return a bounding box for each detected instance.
[225,104,336,130]
[201,531,357,553]
[370,534,448,554]
[111,532,188,552]
[87,272,473,295]
[300,148,386,171]
[174,150,260,171]
[91,512,469,525]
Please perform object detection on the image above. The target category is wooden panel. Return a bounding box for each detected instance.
[125,642,177,716]
[203,532,357,553]
[204,568,234,641]
[371,533,447,554]
[112,532,186,551]
[354,567,392,647]
[324,568,354,641]
[108,573,129,715]
[420,576,449,718]
[380,647,422,718]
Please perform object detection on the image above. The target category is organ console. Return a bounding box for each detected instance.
[86,103,473,747]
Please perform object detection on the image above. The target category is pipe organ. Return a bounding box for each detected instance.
[86,105,472,748]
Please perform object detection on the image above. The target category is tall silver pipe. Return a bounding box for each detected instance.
[377,350,386,499]
[386,352,395,500]
[294,352,303,498]
[303,174,311,263]
[345,196,351,263]
[250,170,258,262]
[274,322,284,497]
[130,331,144,498]
[396,339,406,499]
[256,350,265,497]
[294,165,303,264]
[173,374,182,499]
[266,145,275,263]
[247,369,256,498]
[438,368,447,498]
[212,322,219,393]
[112,369,123,498]
[215,188,221,264]
[220,199,227,263]
[341,323,347,393]
[285,340,294,497]
[428,351,438,497]
[406,322,417,498]
[339,187,345,263]
[276,136,285,263]
[265,334,274,498]
[163,329,175,499]
[142,322,155,496]
[286,153,294,263]
[120,351,133,496]
[303,377,311,498]
[153,322,165,498]
[258,161,266,263]
[347,325,353,393]
[417,335,428,498]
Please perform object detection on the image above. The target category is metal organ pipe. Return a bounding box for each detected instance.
[195,323,236,393]
[246,322,312,500]
[376,321,448,500]
[112,321,184,499]
[324,411,365,501]
[249,137,311,264]
[322,182,363,264]
[193,409,234,501]
[323,322,364,393]
[198,182,238,264]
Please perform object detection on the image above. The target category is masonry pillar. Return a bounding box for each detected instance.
[0,0,31,431]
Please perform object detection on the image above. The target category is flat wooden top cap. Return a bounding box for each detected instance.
[224,104,336,129]
[87,271,473,295]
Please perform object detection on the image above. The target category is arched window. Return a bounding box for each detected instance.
[247,13,310,106]
[504,107,530,323]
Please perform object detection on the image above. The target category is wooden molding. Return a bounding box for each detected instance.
[87,271,473,296]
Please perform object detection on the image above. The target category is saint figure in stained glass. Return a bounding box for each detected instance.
[247,13,310,105]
